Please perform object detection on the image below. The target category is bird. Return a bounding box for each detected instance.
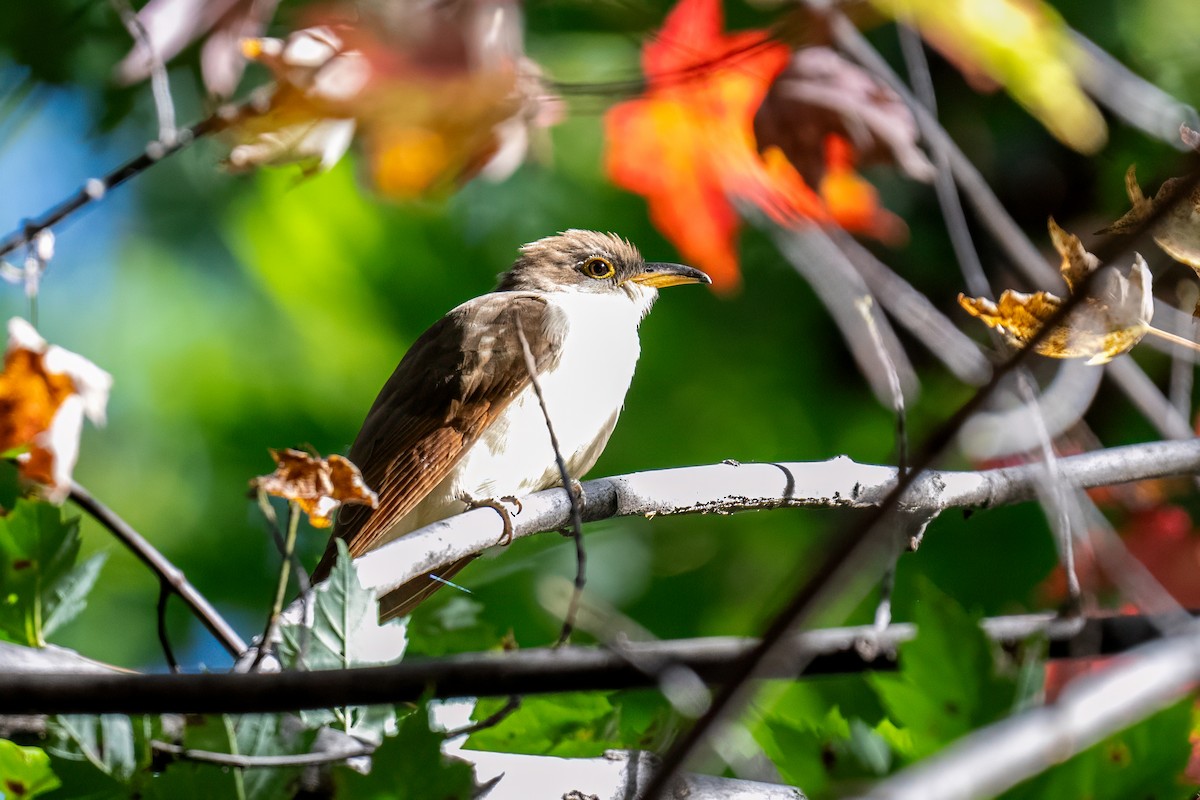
[312,230,710,619]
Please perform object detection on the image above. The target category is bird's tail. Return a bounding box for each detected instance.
[378,555,477,621]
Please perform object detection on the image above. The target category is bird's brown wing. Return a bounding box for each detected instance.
[311,293,564,583]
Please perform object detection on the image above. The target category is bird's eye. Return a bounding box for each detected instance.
[581,257,615,280]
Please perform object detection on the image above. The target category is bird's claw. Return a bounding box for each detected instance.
[463,495,522,545]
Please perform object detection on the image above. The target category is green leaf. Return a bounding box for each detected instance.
[406,597,500,658]
[464,693,617,758]
[48,715,138,783]
[869,579,1016,759]
[278,540,406,740]
[42,553,106,640]
[140,763,242,800]
[335,703,474,800]
[0,499,103,647]
[1001,698,1195,800]
[0,739,61,798]
[753,706,889,793]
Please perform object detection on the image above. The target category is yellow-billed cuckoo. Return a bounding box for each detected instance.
[313,230,710,618]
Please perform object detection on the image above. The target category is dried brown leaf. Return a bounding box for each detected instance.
[959,220,1154,365]
[1100,161,1200,280]
[0,319,111,501]
[754,46,935,186]
[251,448,378,529]
[227,3,561,197]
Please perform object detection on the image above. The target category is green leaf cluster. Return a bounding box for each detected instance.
[0,499,105,648]
[0,739,60,799]
[753,581,1199,798]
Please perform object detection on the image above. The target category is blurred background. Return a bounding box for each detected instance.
[0,0,1197,673]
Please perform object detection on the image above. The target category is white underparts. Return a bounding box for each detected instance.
[385,290,649,541]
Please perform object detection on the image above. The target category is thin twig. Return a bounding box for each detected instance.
[1168,281,1198,418]
[0,114,226,261]
[0,612,1191,715]
[151,739,372,769]
[251,501,300,671]
[833,231,991,386]
[109,0,177,145]
[512,318,586,647]
[155,582,180,674]
[443,696,522,740]
[896,24,990,298]
[69,481,247,657]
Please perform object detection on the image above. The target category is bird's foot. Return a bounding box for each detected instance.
[462,495,523,545]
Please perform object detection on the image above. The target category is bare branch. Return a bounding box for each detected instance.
[69,481,247,657]
[351,441,1200,603]
[0,612,1186,714]
[0,113,229,261]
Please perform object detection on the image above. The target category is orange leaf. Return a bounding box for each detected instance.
[0,319,111,502]
[605,0,821,290]
[251,448,378,528]
[227,7,561,198]
[605,0,903,290]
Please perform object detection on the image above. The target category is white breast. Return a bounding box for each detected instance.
[392,291,646,538]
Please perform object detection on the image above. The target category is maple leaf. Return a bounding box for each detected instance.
[227,4,561,199]
[1099,126,1200,302]
[0,319,112,502]
[869,0,1106,154]
[958,219,1154,365]
[251,448,378,529]
[604,0,903,290]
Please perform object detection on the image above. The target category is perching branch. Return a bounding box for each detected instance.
[0,611,1186,714]
[69,481,247,657]
[349,440,1200,604]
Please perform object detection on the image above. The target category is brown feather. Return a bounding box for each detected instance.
[311,293,563,588]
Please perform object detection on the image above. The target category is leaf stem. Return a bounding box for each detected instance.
[251,500,300,671]
[1145,325,1200,353]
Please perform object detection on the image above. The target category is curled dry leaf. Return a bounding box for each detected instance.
[1099,142,1200,300]
[227,1,561,198]
[251,448,378,529]
[0,319,112,502]
[959,219,1154,365]
[754,46,935,186]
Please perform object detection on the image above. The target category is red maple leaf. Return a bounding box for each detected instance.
[604,0,900,290]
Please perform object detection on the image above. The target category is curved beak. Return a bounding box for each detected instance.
[628,262,712,288]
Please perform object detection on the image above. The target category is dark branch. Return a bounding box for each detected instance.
[69,481,247,657]
[0,612,1185,715]
[0,114,228,261]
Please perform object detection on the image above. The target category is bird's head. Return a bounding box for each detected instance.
[496,230,710,311]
